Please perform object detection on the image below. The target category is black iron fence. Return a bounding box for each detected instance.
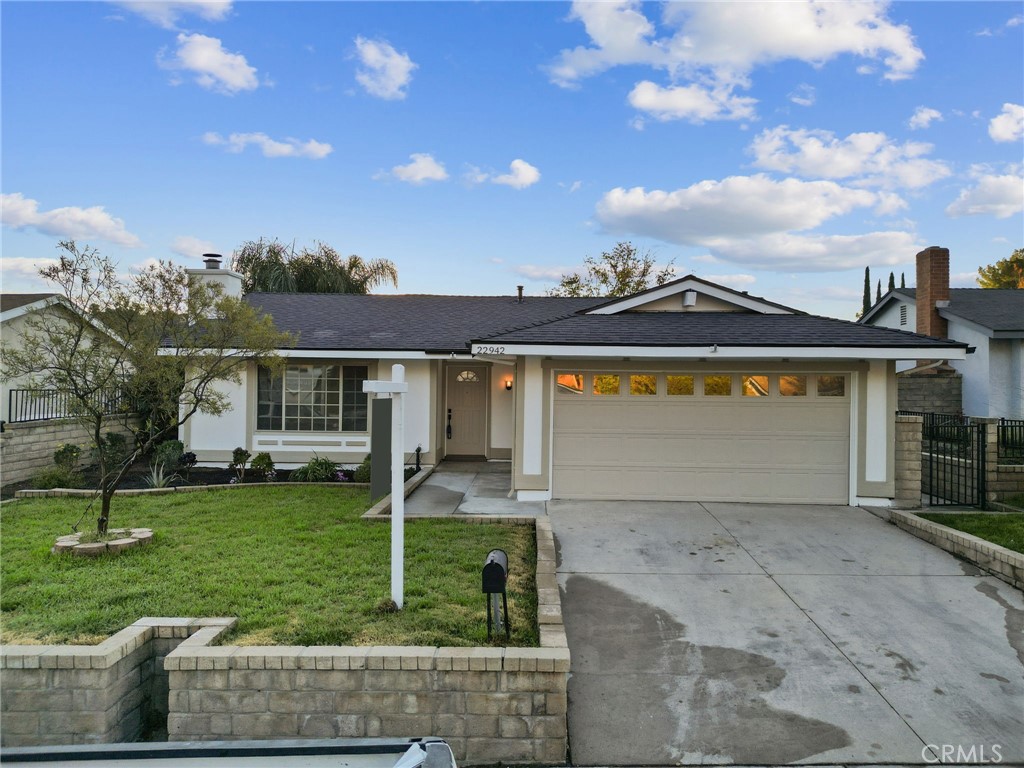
[999,418,1024,462]
[898,410,985,507]
[7,388,136,424]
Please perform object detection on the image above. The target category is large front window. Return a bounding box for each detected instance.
[257,364,368,432]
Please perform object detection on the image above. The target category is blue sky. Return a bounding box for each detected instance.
[2,1,1022,319]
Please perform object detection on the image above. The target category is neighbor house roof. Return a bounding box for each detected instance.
[861,288,1024,335]
[1,293,58,315]
[244,293,604,353]
[473,312,969,350]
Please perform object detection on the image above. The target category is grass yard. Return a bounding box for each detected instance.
[918,512,1024,554]
[0,487,537,647]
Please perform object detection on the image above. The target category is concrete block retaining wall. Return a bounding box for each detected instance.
[894,415,923,508]
[0,618,234,747]
[890,510,1023,591]
[0,520,568,765]
[896,372,962,414]
[0,414,140,487]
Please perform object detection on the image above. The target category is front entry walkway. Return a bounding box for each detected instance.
[551,501,1024,766]
[404,461,545,517]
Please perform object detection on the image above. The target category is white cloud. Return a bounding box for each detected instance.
[951,271,979,288]
[0,193,142,247]
[202,131,333,159]
[512,264,580,282]
[1008,15,1023,27]
[171,235,216,258]
[748,126,950,189]
[378,153,448,185]
[354,36,416,100]
[908,106,942,130]
[988,103,1024,143]
[116,1,231,29]
[703,273,756,288]
[0,256,59,290]
[705,231,918,271]
[492,160,541,189]
[547,0,922,123]
[462,165,490,185]
[788,83,816,107]
[945,167,1024,219]
[628,81,756,123]
[597,176,881,242]
[160,33,259,94]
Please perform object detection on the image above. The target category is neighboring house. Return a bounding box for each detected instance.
[1,293,62,424]
[861,247,1024,419]
[183,255,966,507]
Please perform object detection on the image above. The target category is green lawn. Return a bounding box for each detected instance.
[0,487,537,647]
[918,512,1024,554]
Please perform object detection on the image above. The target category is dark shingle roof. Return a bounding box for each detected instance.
[474,312,968,349]
[899,288,1023,332]
[1,293,57,313]
[244,293,604,352]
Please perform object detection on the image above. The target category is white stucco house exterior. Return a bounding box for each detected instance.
[861,247,1024,419]
[182,257,967,507]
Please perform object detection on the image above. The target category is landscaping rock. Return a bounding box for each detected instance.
[73,543,109,557]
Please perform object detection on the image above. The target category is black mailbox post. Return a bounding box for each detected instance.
[482,549,510,641]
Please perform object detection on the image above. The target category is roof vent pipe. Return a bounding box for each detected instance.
[202,253,223,270]
[516,285,524,304]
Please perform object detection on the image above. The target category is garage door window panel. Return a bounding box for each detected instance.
[780,375,807,397]
[703,375,732,396]
[629,374,657,395]
[816,375,846,397]
[593,374,621,395]
[556,373,584,395]
[667,375,694,396]
[742,375,769,397]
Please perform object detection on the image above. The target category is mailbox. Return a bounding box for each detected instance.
[482,549,510,640]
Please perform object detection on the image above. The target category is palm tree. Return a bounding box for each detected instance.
[230,239,398,294]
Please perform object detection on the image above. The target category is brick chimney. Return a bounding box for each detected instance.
[915,246,949,339]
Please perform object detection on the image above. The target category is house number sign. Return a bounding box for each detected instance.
[475,345,506,355]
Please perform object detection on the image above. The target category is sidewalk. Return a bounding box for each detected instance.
[403,461,546,517]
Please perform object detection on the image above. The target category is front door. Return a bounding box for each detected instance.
[446,365,488,457]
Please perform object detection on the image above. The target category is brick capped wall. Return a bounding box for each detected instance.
[0,414,140,487]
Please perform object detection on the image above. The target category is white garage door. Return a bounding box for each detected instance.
[552,371,851,504]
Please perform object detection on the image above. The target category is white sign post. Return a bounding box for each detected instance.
[362,364,409,608]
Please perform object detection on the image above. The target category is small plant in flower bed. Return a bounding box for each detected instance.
[153,440,184,471]
[250,452,276,482]
[290,455,338,483]
[178,452,197,480]
[229,447,251,481]
[353,455,372,483]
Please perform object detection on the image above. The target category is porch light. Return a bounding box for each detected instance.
[504,377,513,391]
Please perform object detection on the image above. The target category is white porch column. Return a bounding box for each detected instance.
[864,359,889,482]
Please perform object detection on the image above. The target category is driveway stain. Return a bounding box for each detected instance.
[981,672,1011,683]
[563,575,850,765]
[882,649,920,681]
[975,581,1024,668]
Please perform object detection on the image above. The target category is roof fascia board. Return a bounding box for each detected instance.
[938,310,1008,338]
[586,278,792,315]
[858,291,914,324]
[159,348,465,360]
[0,295,63,324]
[470,342,968,361]
[1,295,125,345]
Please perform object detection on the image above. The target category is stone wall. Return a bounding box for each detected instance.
[896,371,962,415]
[894,415,922,508]
[0,618,234,747]
[981,420,1024,504]
[0,414,140,487]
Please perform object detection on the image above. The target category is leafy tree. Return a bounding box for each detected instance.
[547,241,675,297]
[977,249,1023,289]
[1,241,293,533]
[232,238,398,294]
[862,266,871,316]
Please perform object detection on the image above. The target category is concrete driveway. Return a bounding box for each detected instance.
[550,501,1024,765]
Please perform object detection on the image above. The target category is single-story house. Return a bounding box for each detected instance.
[182,256,967,506]
[860,247,1023,419]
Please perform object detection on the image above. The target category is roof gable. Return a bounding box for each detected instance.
[861,287,1023,334]
[583,275,798,315]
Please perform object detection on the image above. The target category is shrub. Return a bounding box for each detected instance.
[251,452,276,482]
[290,455,338,483]
[94,431,129,470]
[53,443,81,472]
[352,455,372,484]
[31,466,83,490]
[153,440,184,470]
[229,447,251,481]
[179,452,197,479]
[144,462,180,488]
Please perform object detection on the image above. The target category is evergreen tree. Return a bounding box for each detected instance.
[888,272,895,292]
[900,272,906,289]
[876,280,881,303]
[862,266,871,316]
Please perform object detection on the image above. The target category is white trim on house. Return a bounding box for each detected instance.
[0,296,62,324]
[584,277,794,315]
[470,343,968,361]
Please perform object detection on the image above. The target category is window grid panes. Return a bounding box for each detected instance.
[556,373,584,394]
[257,364,368,432]
[630,374,657,395]
[817,375,846,397]
[779,375,807,396]
[704,374,732,396]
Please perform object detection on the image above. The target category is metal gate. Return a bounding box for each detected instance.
[906,412,987,508]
